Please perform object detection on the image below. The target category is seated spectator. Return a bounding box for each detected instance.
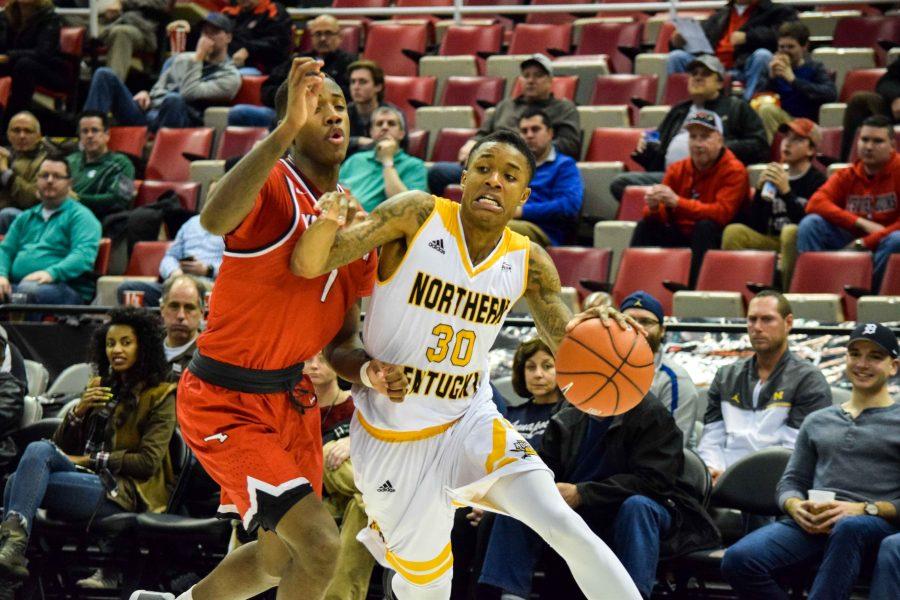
[0,112,50,233]
[612,55,767,202]
[621,291,699,444]
[117,213,224,308]
[83,12,240,131]
[723,118,827,289]
[429,54,581,195]
[0,340,25,477]
[345,60,393,156]
[338,106,427,212]
[0,154,101,305]
[0,308,176,590]
[510,108,583,247]
[506,338,563,444]
[799,115,900,288]
[478,384,719,599]
[0,325,27,387]
[666,0,797,101]
[0,0,66,122]
[96,0,170,82]
[630,110,749,285]
[158,275,204,380]
[721,322,900,599]
[697,291,831,485]
[754,21,837,142]
[67,111,135,222]
[872,533,900,600]
[220,0,290,75]
[303,352,374,600]
[841,55,899,161]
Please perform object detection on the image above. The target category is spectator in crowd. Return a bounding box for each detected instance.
[303,352,374,600]
[666,0,797,100]
[96,0,170,82]
[159,275,204,380]
[220,0,291,75]
[799,115,900,288]
[510,108,583,247]
[723,118,827,289]
[754,21,837,142]
[612,55,768,202]
[0,0,66,122]
[841,55,899,161]
[0,331,25,478]
[428,54,581,195]
[117,213,224,308]
[0,326,26,389]
[338,105,427,212]
[0,112,50,233]
[697,291,832,484]
[0,308,176,591]
[345,60,393,156]
[872,532,900,600]
[630,110,749,285]
[478,380,719,599]
[620,291,699,444]
[67,111,135,222]
[0,154,101,305]
[722,322,900,600]
[84,12,241,131]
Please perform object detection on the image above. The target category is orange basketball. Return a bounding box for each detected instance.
[555,319,655,416]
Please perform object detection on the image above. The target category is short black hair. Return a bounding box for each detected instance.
[778,21,810,46]
[39,152,71,178]
[518,107,553,130]
[751,290,792,319]
[78,110,110,131]
[466,130,536,180]
[275,73,341,121]
[861,115,895,142]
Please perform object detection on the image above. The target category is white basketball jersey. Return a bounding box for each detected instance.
[354,197,531,438]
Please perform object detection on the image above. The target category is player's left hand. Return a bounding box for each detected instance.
[566,305,647,337]
[324,437,351,470]
[557,482,581,508]
[368,359,408,403]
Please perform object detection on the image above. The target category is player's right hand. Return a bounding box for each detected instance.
[282,57,324,135]
[316,191,348,227]
[368,359,408,403]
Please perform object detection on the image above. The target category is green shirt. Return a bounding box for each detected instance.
[338,149,428,212]
[0,198,102,300]
[67,150,135,219]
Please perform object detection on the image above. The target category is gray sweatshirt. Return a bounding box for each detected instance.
[149,52,240,111]
[776,402,900,523]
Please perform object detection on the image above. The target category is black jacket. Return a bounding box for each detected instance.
[639,94,769,171]
[701,0,797,70]
[227,1,292,74]
[0,0,65,72]
[540,396,720,558]
[0,371,26,474]
[876,56,900,114]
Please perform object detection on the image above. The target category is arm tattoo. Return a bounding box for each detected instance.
[525,244,572,353]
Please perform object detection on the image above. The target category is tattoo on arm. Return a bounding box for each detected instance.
[524,243,572,352]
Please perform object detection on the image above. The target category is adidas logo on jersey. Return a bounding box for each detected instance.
[428,239,446,254]
[377,480,396,493]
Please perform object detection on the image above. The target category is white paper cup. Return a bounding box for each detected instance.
[807,489,836,504]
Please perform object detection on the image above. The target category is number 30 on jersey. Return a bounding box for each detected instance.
[426,324,476,367]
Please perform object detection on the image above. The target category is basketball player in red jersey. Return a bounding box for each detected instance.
[130,58,404,600]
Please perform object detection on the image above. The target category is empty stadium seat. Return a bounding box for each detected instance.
[673,250,777,318]
[547,247,612,301]
[789,251,873,321]
[584,128,645,171]
[507,23,572,56]
[881,254,900,296]
[406,129,429,160]
[363,23,428,76]
[590,75,659,125]
[384,75,437,127]
[107,126,148,159]
[95,238,112,276]
[440,76,505,123]
[230,75,268,106]
[135,181,200,212]
[839,68,887,101]
[832,16,900,65]
[509,75,578,101]
[125,241,171,277]
[438,23,503,73]
[216,126,268,160]
[429,128,477,162]
[618,186,649,221]
[144,128,215,181]
[612,248,692,315]
[575,21,643,74]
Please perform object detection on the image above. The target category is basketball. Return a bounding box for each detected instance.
[555,319,655,416]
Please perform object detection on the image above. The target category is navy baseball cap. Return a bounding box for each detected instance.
[201,12,234,33]
[620,291,664,325]
[848,322,899,358]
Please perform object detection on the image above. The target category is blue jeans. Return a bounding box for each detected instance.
[116,280,163,307]
[721,516,899,600]
[13,281,83,305]
[228,104,276,128]
[479,495,671,599]
[797,213,900,287]
[4,441,122,540]
[666,48,773,101]
[871,532,900,600]
[427,162,464,196]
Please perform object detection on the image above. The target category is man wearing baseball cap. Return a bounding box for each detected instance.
[722,117,827,289]
[723,321,900,599]
[631,108,749,285]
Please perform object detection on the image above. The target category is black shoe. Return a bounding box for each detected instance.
[0,516,28,580]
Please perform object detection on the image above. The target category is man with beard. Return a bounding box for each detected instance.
[696,291,830,485]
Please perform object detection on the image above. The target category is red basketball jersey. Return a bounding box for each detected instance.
[198,157,376,370]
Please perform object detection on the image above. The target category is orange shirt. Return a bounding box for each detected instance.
[198,157,377,370]
[716,6,753,69]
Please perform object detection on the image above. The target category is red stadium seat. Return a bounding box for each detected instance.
[216,127,268,160]
[230,76,268,106]
[439,25,504,75]
[575,21,643,74]
[817,127,843,162]
[695,250,777,307]
[618,186,650,221]
[144,128,214,181]
[440,76,505,124]
[125,241,171,277]
[584,128,645,172]
[363,23,428,76]
[547,247,612,301]
[135,181,200,212]
[590,75,659,125]
[881,254,900,296]
[94,238,112,276]
[331,0,390,19]
[430,128,477,162]
[653,22,677,53]
[444,184,463,203]
[0,77,10,108]
[839,68,887,102]
[612,248,693,315]
[832,16,900,66]
[790,251,873,321]
[510,75,577,101]
[107,126,148,159]
[507,23,572,56]
[406,129,429,160]
[384,75,437,128]
[525,0,591,25]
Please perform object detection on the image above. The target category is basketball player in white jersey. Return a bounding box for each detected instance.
[292,130,643,600]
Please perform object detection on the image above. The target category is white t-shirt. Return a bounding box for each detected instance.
[164,338,195,362]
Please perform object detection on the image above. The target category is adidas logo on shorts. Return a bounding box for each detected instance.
[428,239,446,254]
[377,480,396,493]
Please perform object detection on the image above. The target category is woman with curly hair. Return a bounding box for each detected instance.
[0,307,177,593]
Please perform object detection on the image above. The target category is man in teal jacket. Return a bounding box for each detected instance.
[0,155,101,305]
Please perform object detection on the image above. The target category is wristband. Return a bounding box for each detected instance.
[359,361,374,388]
[381,161,394,169]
